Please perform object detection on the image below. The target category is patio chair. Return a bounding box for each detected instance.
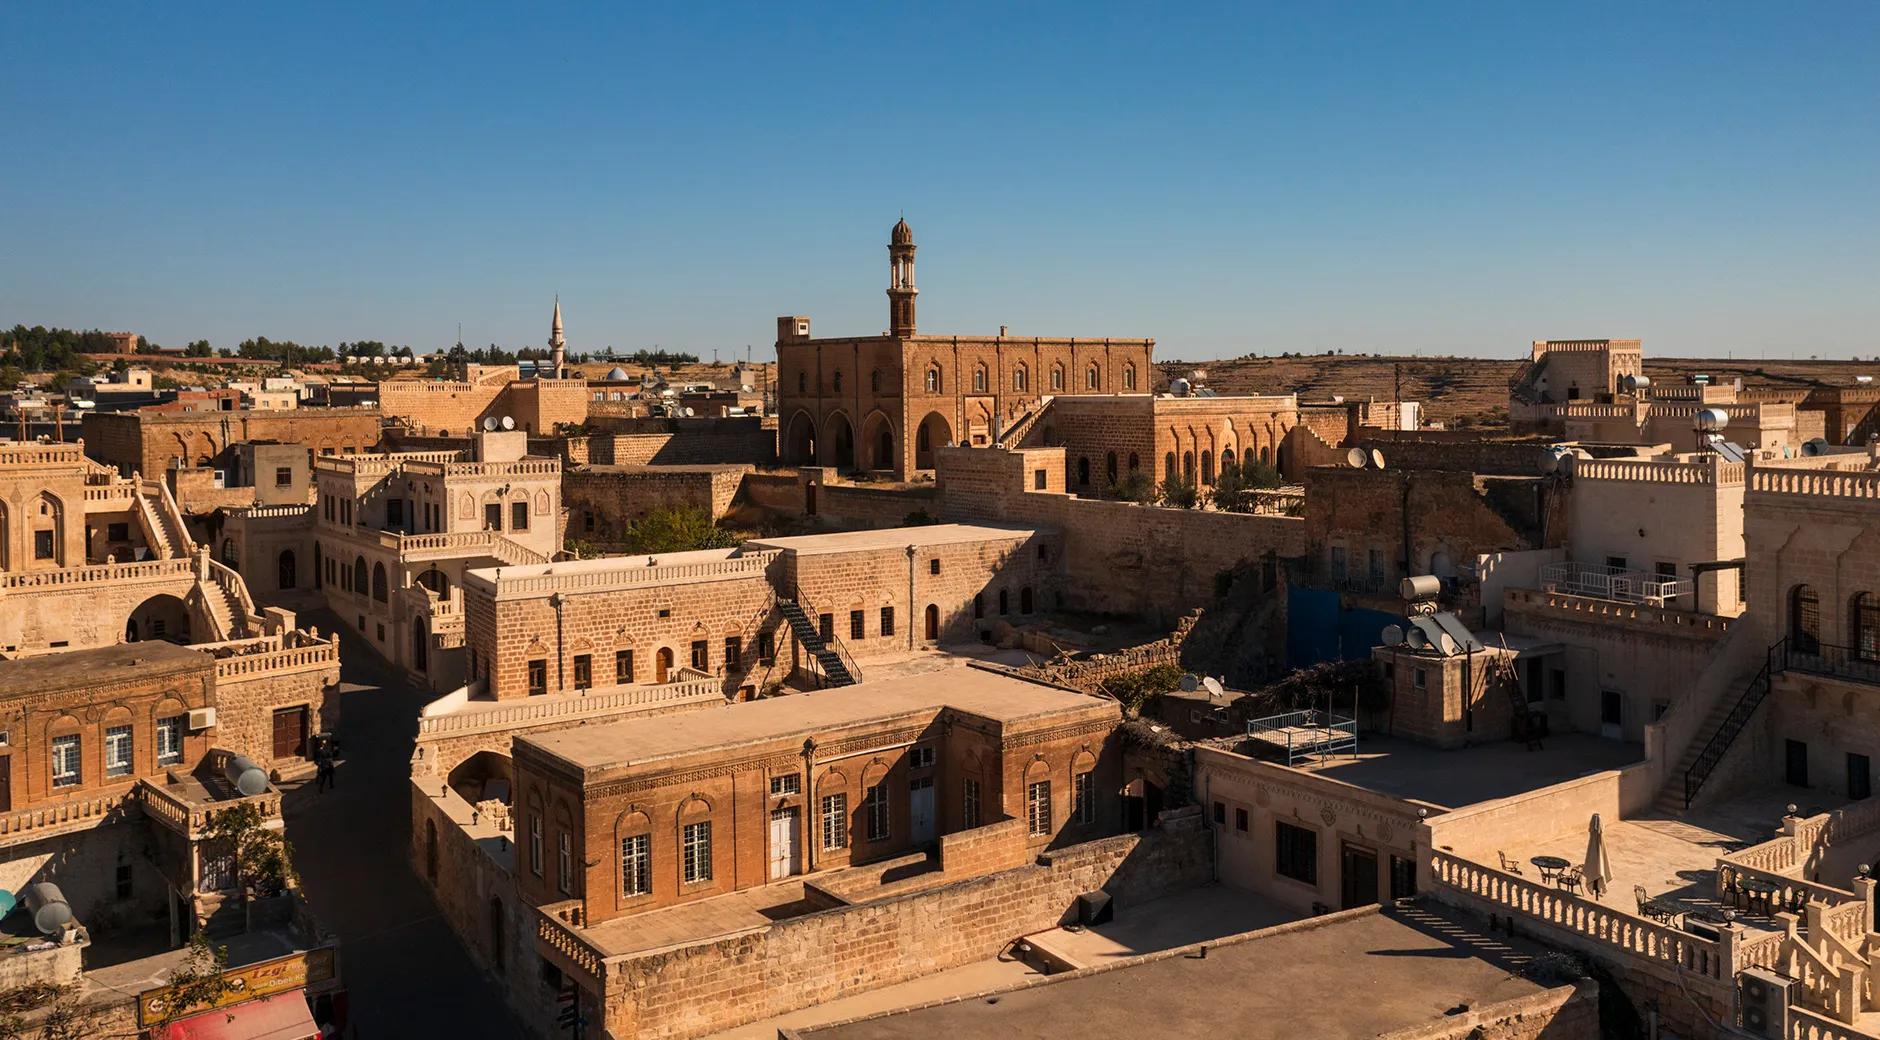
[1498,851,1524,875]
[1634,885,1655,919]
[1556,866,1584,896]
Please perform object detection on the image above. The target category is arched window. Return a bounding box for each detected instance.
[1106,452,1118,485]
[798,372,806,393]
[372,562,389,603]
[1182,452,1195,483]
[221,539,238,566]
[1221,448,1237,476]
[973,594,984,619]
[1200,450,1214,485]
[1077,457,1090,486]
[998,589,1009,615]
[1123,364,1137,391]
[353,556,368,595]
[1020,587,1034,613]
[313,542,322,589]
[1013,365,1028,392]
[870,369,881,392]
[1261,445,1271,465]
[278,550,296,590]
[1164,453,1177,484]
[1128,452,1139,472]
[1852,592,1880,662]
[1791,585,1821,654]
[1051,365,1065,392]
[925,367,942,393]
[1086,365,1100,390]
[833,370,843,392]
[973,365,988,392]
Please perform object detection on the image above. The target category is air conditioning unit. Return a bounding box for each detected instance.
[1736,967,1794,1038]
[187,707,217,731]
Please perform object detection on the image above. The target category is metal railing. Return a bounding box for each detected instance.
[1685,645,1776,809]
[786,584,862,686]
[1245,708,1357,766]
[1778,639,1880,687]
[1541,561,1694,608]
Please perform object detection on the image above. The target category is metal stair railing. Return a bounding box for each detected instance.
[1683,642,1778,809]
[777,586,861,687]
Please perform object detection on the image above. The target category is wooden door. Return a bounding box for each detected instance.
[768,808,799,880]
[272,707,307,759]
[1340,843,1379,909]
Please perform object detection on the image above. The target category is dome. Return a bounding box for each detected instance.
[604,367,631,382]
[891,217,913,245]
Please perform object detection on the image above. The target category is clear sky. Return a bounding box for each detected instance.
[4,2,1877,361]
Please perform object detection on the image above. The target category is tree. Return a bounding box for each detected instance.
[203,800,296,906]
[1102,663,1185,717]
[617,507,740,554]
[183,339,214,357]
[140,935,234,1031]
[1108,471,1155,505]
[1157,478,1199,510]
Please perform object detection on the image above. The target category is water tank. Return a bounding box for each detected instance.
[0,889,15,918]
[1694,408,1730,433]
[1169,377,1191,397]
[22,883,71,936]
[224,755,269,797]
[1400,575,1442,601]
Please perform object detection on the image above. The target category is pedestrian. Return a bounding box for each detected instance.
[315,747,336,793]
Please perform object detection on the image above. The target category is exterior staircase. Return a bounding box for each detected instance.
[776,596,857,687]
[1507,357,1544,405]
[995,396,1053,449]
[136,478,195,559]
[1659,652,1775,813]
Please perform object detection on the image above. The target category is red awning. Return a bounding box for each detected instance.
[158,990,321,1040]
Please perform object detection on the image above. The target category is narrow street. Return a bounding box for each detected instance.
[281,610,523,1038]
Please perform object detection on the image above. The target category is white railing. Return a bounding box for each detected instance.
[472,549,778,597]
[0,557,195,591]
[415,675,723,738]
[1540,561,1694,608]
[1753,469,1880,501]
[213,636,339,681]
[1571,458,1745,486]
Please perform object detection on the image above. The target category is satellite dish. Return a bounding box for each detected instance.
[482,416,499,432]
[1368,448,1385,470]
[683,407,695,417]
[1406,628,1429,650]
[1802,438,1828,456]
[500,416,516,431]
[1202,676,1225,699]
[1437,632,1459,656]
[1346,448,1368,469]
[1381,624,1405,647]
[1179,673,1200,692]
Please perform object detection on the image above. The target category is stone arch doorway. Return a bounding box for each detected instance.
[278,549,296,591]
[413,621,429,672]
[655,647,674,683]
[924,603,940,641]
[782,411,817,466]
[821,412,856,470]
[127,593,191,644]
[860,411,896,471]
[915,412,952,469]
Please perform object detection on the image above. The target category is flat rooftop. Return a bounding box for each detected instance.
[519,669,1112,776]
[793,903,1560,1040]
[0,640,208,699]
[1241,733,1643,811]
[746,523,1036,555]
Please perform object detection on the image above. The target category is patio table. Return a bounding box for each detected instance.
[1530,855,1571,882]
[1739,877,1780,916]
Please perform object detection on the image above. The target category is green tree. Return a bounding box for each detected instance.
[183,339,214,357]
[1157,478,1199,509]
[1108,470,1155,505]
[203,800,296,905]
[1103,663,1185,716]
[618,507,740,554]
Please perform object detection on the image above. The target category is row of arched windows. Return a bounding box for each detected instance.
[1789,585,1880,661]
[800,362,1141,396]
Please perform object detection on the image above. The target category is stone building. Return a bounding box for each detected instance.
[80,406,384,480]
[377,302,588,436]
[1508,338,1643,422]
[775,219,1155,478]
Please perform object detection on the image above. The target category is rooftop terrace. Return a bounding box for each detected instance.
[745,522,1037,555]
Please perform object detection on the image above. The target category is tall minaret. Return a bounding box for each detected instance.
[549,295,566,378]
[888,217,917,337]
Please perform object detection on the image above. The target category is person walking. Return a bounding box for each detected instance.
[315,744,336,793]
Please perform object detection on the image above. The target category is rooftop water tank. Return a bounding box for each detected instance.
[1169,377,1191,397]
[1694,408,1730,433]
[224,755,269,798]
[23,883,71,936]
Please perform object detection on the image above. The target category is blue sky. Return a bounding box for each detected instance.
[3,2,1877,360]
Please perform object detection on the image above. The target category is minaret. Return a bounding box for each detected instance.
[549,295,566,378]
[887,218,917,337]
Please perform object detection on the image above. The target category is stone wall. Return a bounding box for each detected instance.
[1374,982,1598,1040]
[378,377,587,437]
[564,465,749,533]
[81,409,382,477]
[213,651,340,773]
[594,817,1212,1040]
[587,416,775,466]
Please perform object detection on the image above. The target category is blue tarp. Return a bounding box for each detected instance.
[1286,585,1400,669]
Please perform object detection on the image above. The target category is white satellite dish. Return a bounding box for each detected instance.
[1381,624,1405,647]
[482,416,499,432]
[1178,673,1200,693]
[1406,628,1429,650]
[1202,676,1225,700]
[1437,632,1459,656]
[1369,448,1385,470]
[500,416,516,431]
[1346,448,1368,468]
[683,407,695,417]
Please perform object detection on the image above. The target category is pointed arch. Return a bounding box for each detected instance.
[783,410,817,466]
[820,410,856,470]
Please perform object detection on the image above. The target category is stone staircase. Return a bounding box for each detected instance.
[776,597,856,687]
[995,396,1053,449]
[1655,657,1774,814]
[136,481,184,559]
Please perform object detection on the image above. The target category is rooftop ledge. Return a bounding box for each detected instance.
[1504,587,1734,635]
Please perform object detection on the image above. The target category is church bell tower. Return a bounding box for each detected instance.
[887,217,917,337]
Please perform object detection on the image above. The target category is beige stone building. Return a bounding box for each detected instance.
[776,220,1155,477]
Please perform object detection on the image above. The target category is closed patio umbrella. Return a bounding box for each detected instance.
[1585,813,1614,900]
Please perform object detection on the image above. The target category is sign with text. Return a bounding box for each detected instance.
[136,946,337,1027]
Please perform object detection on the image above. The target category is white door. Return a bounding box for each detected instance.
[768,807,799,880]
[909,777,935,844]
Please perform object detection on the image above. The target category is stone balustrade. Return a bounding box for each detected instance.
[416,675,723,739]
[0,557,194,591]
[1789,1009,1872,1040]
[137,781,281,840]
[1431,851,1727,980]
[213,636,340,681]
[537,902,603,981]
[470,548,777,599]
[1572,458,1745,485]
[1503,587,1734,635]
[0,443,86,466]
[0,789,138,842]
[1753,468,1880,500]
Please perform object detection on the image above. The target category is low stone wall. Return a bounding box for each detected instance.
[587,416,775,466]
[601,816,1213,1040]
[564,465,749,529]
[1375,982,1598,1040]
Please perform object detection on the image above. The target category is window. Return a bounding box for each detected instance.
[621,834,651,897]
[156,715,183,766]
[757,630,775,664]
[1389,855,1418,900]
[683,821,713,883]
[1213,801,1226,825]
[998,589,1009,615]
[925,368,941,393]
[1086,365,1099,390]
[850,610,865,641]
[690,639,708,670]
[833,370,843,391]
[864,784,890,842]
[1013,365,1028,392]
[880,606,895,637]
[1123,364,1136,391]
[1330,546,1348,582]
[871,369,881,392]
[1027,780,1052,835]
[909,746,936,769]
[929,559,941,576]
[529,813,543,875]
[1368,549,1385,586]
[1074,771,1095,824]
[1850,753,1872,801]
[1034,469,1046,490]
[1657,561,1679,604]
[386,498,405,529]
[1605,555,1628,572]
[1412,668,1427,691]
[505,501,526,532]
[1275,821,1318,884]
[1050,366,1064,391]
[106,724,133,778]
[107,522,129,542]
[973,366,987,392]
[572,654,592,691]
[818,614,833,641]
[527,659,547,696]
[52,734,80,787]
[34,530,53,560]
[615,649,634,684]
[484,503,501,531]
[1235,807,1249,832]
[769,774,800,796]
[556,830,573,894]
[724,636,742,671]
[798,372,806,393]
[962,778,981,829]
[820,794,848,850]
